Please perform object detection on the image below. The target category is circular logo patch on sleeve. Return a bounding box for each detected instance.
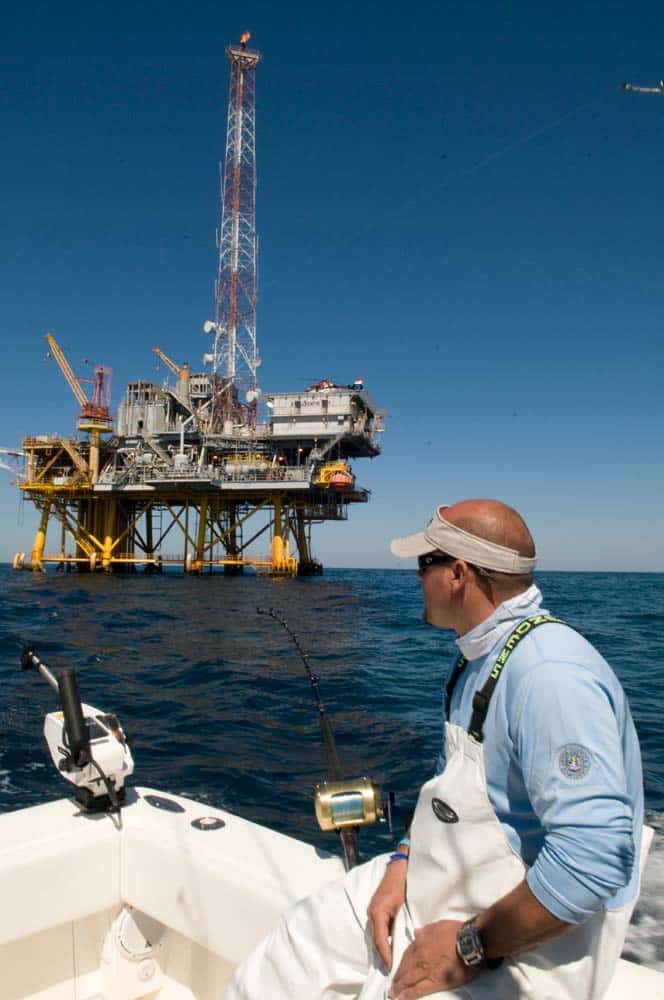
[557,743,592,781]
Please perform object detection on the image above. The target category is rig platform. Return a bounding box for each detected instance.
[16,376,384,575]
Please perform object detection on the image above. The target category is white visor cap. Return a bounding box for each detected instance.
[390,505,537,574]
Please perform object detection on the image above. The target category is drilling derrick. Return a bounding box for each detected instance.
[15,35,386,576]
[211,34,260,428]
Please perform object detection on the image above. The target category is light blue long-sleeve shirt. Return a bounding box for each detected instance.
[440,586,644,924]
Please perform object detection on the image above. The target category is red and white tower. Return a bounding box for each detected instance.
[209,32,261,425]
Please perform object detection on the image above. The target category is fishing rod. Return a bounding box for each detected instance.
[257,607,386,870]
[257,606,344,779]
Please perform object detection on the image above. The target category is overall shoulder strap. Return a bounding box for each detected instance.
[467,614,565,743]
[445,654,468,721]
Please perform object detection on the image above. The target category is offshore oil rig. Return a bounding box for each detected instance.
[13,35,385,576]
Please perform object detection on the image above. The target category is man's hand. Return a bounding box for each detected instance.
[388,919,479,999]
[367,859,408,970]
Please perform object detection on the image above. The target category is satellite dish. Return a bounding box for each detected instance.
[202,353,214,365]
[254,355,262,368]
[246,390,257,403]
[203,320,216,334]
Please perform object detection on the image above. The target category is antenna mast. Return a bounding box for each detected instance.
[210,31,261,426]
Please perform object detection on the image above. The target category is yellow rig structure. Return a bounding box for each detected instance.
[16,348,384,577]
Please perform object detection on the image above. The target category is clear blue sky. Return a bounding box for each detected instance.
[2,0,663,570]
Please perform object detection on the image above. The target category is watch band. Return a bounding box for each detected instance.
[456,917,504,970]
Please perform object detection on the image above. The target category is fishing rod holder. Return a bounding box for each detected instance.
[20,643,134,813]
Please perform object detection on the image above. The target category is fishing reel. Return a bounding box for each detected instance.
[21,645,134,813]
[314,777,385,831]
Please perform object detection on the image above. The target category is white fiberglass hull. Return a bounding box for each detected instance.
[1,787,662,1000]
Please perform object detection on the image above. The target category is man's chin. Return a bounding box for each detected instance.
[423,610,455,632]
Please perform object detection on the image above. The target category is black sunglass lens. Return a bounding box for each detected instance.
[419,553,453,571]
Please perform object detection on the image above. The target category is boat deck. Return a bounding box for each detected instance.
[2,788,661,999]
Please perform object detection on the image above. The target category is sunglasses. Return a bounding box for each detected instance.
[417,552,456,572]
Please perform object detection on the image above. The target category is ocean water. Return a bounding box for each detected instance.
[0,567,662,970]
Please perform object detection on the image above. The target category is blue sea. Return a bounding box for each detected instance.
[0,567,662,970]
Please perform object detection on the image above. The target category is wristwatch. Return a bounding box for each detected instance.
[456,917,504,970]
[456,917,485,967]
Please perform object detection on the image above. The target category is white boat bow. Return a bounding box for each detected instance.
[1,786,662,1000]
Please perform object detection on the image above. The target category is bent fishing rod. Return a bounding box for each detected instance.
[257,606,386,870]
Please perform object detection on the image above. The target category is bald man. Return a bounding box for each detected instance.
[225,499,643,1000]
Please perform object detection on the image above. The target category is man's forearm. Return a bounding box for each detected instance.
[474,879,573,959]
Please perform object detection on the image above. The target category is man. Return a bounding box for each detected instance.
[225,499,644,1000]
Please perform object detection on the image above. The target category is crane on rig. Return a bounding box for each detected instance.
[152,347,189,379]
[45,332,113,486]
[46,333,113,434]
[0,448,26,477]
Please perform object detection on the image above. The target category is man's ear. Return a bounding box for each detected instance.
[449,559,470,591]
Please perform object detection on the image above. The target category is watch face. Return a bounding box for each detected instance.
[456,920,485,966]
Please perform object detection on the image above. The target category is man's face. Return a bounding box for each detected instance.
[418,552,458,631]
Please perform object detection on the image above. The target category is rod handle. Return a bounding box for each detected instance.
[58,670,91,767]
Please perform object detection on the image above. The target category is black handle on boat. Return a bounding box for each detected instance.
[58,670,92,767]
[257,607,360,869]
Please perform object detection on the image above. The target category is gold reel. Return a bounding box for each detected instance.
[314,777,383,831]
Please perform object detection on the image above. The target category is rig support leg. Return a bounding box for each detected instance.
[57,519,67,572]
[224,502,243,575]
[144,505,154,574]
[294,507,321,575]
[183,502,190,572]
[101,500,115,571]
[271,497,284,573]
[194,496,207,574]
[271,497,297,576]
[29,505,50,573]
